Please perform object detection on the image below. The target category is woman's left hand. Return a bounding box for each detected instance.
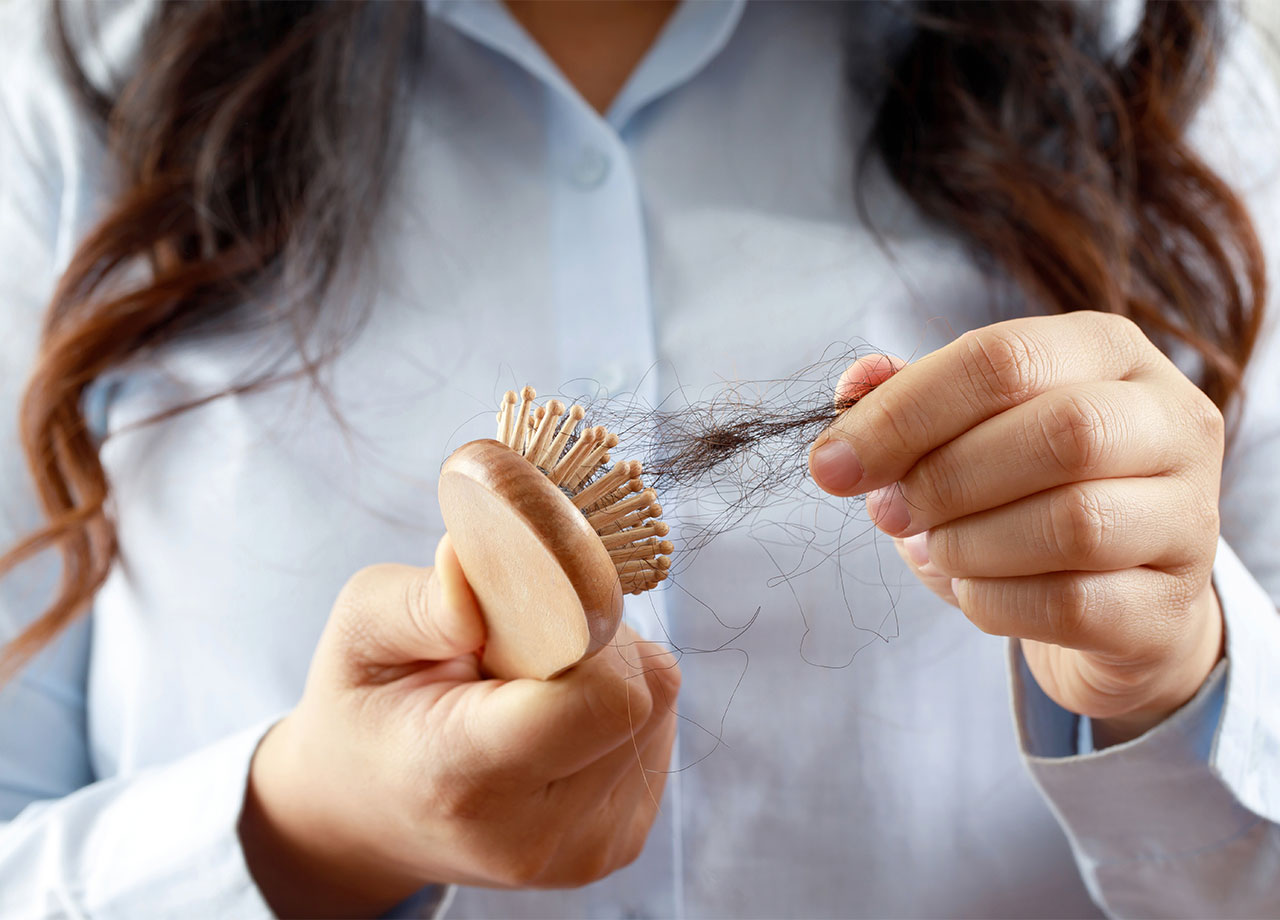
[809,312,1225,745]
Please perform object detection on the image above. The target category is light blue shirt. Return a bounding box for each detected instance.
[2,1,1279,917]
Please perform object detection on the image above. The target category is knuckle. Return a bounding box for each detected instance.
[586,668,652,735]
[1038,392,1112,476]
[1168,479,1220,573]
[334,563,387,613]
[1195,493,1221,540]
[1097,310,1143,341]
[1083,310,1144,357]
[1046,485,1113,565]
[961,326,1040,405]
[1090,312,1156,373]
[649,657,682,702]
[1045,577,1095,641]
[643,642,683,691]
[493,844,558,888]
[868,387,935,459]
[928,524,964,574]
[329,609,374,659]
[330,564,397,649]
[403,571,435,637]
[1181,468,1220,530]
[664,659,683,693]
[905,451,970,522]
[1165,570,1207,617]
[1186,390,1225,449]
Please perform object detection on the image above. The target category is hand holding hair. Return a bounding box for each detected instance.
[810,312,1225,745]
[239,536,679,918]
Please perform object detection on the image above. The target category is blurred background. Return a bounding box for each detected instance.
[1250,0,1280,81]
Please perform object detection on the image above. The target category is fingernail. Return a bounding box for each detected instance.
[902,531,930,567]
[950,577,962,599]
[866,485,910,534]
[810,439,864,494]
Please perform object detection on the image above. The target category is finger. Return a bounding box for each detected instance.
[536,703,677,888]
[810,312,1165,497]
[329,535,486,671]
[891,536,959,607]
[835,353,906,405]
[867,379,1196,537]
[919,477,1211,578]
[531,632,678,815]
[554,705,674,836]
[951,568,1187,656]
[579,650,680,792]
[470,636,680,781]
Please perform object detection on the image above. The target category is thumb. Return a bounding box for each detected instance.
[427,534,487,658]
[328,535,486,670]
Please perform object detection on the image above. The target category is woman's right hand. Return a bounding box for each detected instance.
[238,536,680,919]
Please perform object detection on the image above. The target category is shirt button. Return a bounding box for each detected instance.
[570,146,611,189]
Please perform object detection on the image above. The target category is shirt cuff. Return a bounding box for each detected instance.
[0,718,278,919]
[1007,535,1280,867]
[1207,537,1280,820]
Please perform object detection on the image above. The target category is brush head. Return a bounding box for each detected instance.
[438,388,672,680]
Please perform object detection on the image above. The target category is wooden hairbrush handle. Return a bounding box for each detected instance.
[437,388,672,680]
[439,439,623,680]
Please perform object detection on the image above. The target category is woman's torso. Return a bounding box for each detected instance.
[76,2,1106,916]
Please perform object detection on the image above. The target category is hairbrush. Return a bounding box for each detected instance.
[438,387,672,680]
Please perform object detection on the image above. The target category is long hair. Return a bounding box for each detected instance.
[869,1,1262,406]
[0,0,1264,678]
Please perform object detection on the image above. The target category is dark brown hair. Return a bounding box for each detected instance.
[869,1,1262,406]
[0,0,1264,678]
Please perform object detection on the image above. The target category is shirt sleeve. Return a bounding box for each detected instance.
[0,720,279,919]
[1010,536,1280,918]
[0,4,281,917]
[1006,10,1280,917]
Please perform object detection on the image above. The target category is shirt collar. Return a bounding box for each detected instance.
[425,0,746,132]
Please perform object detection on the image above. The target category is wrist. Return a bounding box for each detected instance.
[1092,581,1224,748]
[239,715,424,918]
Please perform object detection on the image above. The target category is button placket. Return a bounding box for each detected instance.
[547,101,678,919]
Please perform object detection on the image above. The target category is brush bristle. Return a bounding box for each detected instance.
[496,389,670,595]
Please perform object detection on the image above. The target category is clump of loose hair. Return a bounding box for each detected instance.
[572,346,880,565]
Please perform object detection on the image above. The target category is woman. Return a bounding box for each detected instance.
[1,0,1277,916]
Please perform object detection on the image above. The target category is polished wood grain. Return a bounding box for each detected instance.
[438,439,625,680]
